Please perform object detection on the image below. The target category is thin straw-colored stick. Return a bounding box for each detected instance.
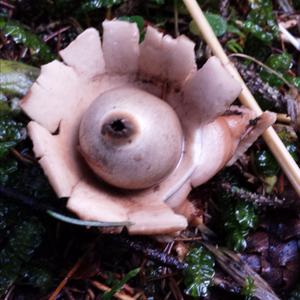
[182,0,300,196]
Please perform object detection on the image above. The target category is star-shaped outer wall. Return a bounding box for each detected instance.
[20,20,276,235]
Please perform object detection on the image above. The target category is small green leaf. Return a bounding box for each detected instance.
[227,24,245,37]
[234,202,257,230]
[0,118,24,159]
[226,39,244,53]
[80,0,123,11]
[287,76,300,89]
[190,12,227,37]
[253,149,280,177]
[102,268,140,300]
[0,18,54,63]
[265,52,292,72]
[205,13,227,36]
[183,246,215,297]
[242,277,255,300]
[260,52,293,87]
[0,60,40,97]
[286,144,298,162]
[227,230,248,251]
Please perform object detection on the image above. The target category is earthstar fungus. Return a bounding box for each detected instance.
[20,20,276,235]
[79,87,184,190]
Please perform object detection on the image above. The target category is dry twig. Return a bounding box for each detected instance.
[112,236,188,270]
[204,244,281,300]
[236,62,298,124]
[220,182,294,209]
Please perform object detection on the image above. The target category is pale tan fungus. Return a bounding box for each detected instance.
[21,20,276,235]
[79,87,184,190]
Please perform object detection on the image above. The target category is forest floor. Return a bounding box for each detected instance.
[0,0,300,299]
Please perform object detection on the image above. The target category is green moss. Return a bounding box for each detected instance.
[252,149,280,177]
[0,19,54,63]
[243,0,278,44]
[0,219,44,296]
[183,246,215,297]
[19,264,53,293]
[0,118,24,159]
[190,13,227,37]
[215,171,258,251]
[224,200,258,251]
[260,52,293,87]
[242,277,255,300]
[0,60,40,97]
